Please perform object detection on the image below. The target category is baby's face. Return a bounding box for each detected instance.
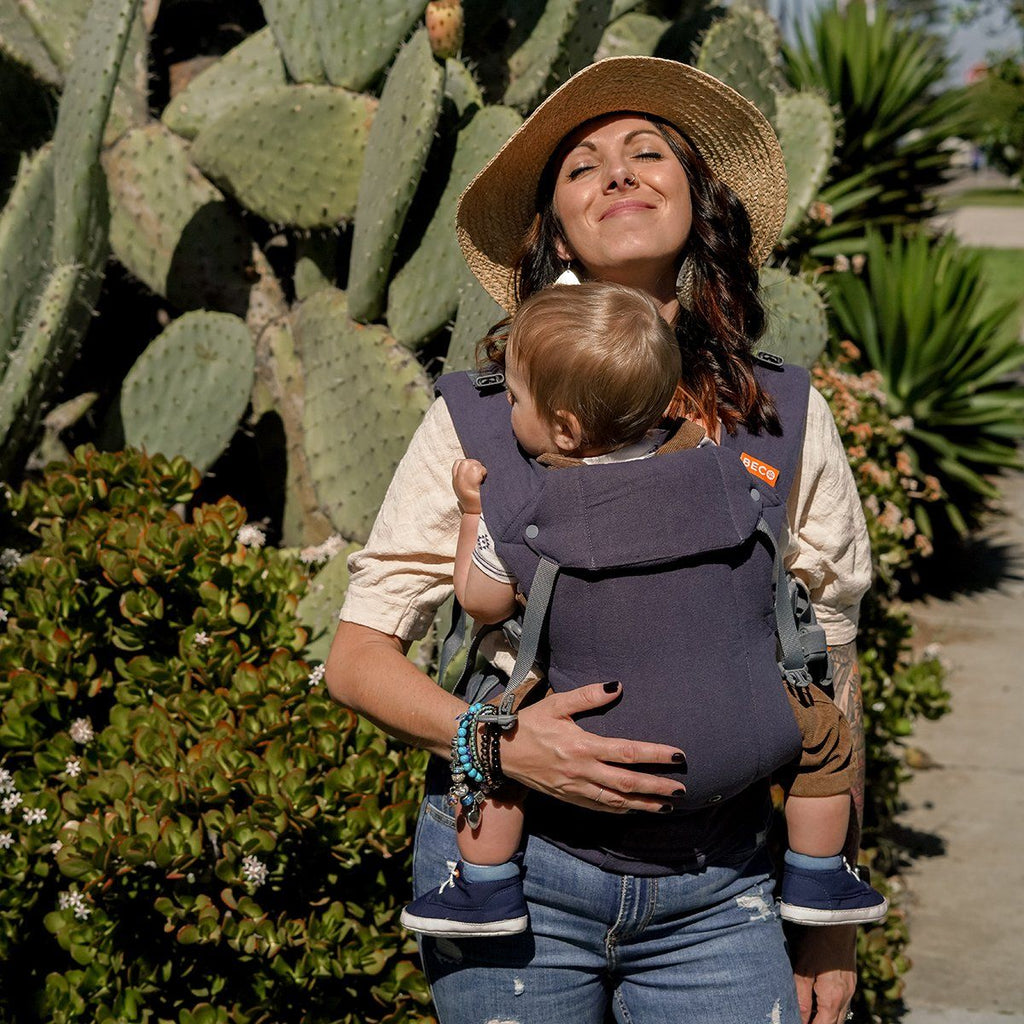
[504,354,563,457]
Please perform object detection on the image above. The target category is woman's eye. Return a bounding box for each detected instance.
[634,150,663,161]
[566,164,594,181]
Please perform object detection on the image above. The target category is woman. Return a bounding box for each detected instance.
[327,56,871,1024]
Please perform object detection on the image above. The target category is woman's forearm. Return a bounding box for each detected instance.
[325,619,465,759]
[829,639,865,861]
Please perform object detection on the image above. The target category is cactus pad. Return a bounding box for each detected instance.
[0,146,55,367]
[104,124,254,314]
[387,103,522,348]
[259,0,324,83]
[758,266,828,369]
[120,311,256,473]
[775,90,836,239]
[446,281,505,372]
[161,27,288,140]
[296,542,360,662]
[0,2,62,84]
[314,0,429,91]
[696,5,784,121]
[443,57,483,118]
[596,12,667,60]
[348,28,444,323]
[294,288,432,541]
[191,84,377,229]
[504,0,614,111]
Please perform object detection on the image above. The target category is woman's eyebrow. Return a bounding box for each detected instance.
[623,128,662,144]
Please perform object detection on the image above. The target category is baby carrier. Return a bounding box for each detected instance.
[434,358,830,872]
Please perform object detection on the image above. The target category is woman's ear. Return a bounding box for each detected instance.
[554,235,573,263]
[553,411,584,453]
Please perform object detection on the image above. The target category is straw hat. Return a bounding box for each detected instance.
[456,56,787,312]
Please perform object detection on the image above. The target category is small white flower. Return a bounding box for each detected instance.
[0,831,12,849]
[833,254,851,272]
[69,717,94,745]
[64,758,82,778]
[0,768,14,793]
[22,807,47,825]
[51,840,63,856]
[2,791,23,814]
[299,534,344,565]
[242,854,268,888]
[0,548,21,571]
[58,889,91,920]
[890,415,915,433]
[0,608,8,623]
[192,630,212,648]
[307,663,326,688]
[236,524,266,549]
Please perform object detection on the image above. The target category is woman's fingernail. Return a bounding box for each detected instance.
[672,788,686,797]
[672,752,686,765]
[659,804,674,814]
[603,681,620,693]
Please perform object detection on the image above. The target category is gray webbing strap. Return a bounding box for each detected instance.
[498,557,561,715]
[756,517,812,688]
[437,602,468,692]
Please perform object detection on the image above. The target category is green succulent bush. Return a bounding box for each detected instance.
[815,353,950,1021]
[824,230,1024,536]
[0,447,431,1024]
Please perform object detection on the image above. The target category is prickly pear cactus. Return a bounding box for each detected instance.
[161,27,288,140]
[103,123,255,314]
[387,103,523,347]
[297,541,361,661]
[191,84,377,229]
[596,11,667,60]
[426,0,464,59]
[774,90,835,239]
[120,311,256,473]
[446,281,505,372]
[0,1,63,85]
[758,266,828,368]
[348,28,445,324]
[443,56,483,116]
[294,288,432,542]
[259,0,324,83]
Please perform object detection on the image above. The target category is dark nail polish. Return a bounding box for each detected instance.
[672,752,686,765]
[659,804,674,814]
[603,681,620,693]
[672,788,686,798]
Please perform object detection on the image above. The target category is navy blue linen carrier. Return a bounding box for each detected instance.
[434,364,812,875]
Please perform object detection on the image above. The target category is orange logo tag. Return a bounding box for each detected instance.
[740,452,780,488]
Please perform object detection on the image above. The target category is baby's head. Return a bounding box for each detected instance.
[503,283,681,458]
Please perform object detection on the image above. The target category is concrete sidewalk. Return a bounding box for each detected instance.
[895,469,1024,1022]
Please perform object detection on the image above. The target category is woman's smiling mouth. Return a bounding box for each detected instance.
[600,200,654,220]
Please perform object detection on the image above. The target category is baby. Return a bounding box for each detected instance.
[402,283,886,937]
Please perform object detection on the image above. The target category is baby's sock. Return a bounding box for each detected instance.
[785,850,844,871]
[461,859,520,882]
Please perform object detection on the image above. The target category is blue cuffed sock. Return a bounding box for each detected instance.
[461,859,520,882]
[785,850,844,871]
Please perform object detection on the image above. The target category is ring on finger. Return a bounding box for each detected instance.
[595,786,605,804]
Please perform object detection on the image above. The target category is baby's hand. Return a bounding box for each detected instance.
[452,459,486,515]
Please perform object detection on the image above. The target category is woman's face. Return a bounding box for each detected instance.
[551,115,692,300]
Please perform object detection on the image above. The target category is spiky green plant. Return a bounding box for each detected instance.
[825,230,1024,534]
[783,0,970,259]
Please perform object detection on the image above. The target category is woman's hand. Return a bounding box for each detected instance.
[792,923,856,1024]
[500,681,686,813]
[452,458,486,514]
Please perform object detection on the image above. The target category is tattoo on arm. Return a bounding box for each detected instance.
[830,640,865,860]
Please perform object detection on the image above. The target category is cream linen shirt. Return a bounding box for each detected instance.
[340,387,872,651]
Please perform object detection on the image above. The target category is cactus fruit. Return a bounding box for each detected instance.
[504,0,614,112]
[103,124,254,314]
[314,0,429,91]
[758,266,828,368]
[387,104,522,348]
[348,29,445,324]
[696,4,784,121]
[120,311,256,474]
[774,90,836,239]
[426,0,464,60]
[446,281,505,372]
[161,28,288,141]
[293,288,432,542]
[191,85,378,230]
[0,147,55,367]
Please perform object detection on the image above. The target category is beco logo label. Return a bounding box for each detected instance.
[740,452,780,487]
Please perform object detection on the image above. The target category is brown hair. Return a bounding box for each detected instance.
[506,283,681,453]
[483,113,780,437]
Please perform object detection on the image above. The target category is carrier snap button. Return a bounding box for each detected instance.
[524,524,539,540]
[749,487,760,502]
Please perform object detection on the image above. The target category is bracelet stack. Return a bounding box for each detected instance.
[448,701,518,829]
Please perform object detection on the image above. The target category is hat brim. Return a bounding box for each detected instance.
[457,57,787,312]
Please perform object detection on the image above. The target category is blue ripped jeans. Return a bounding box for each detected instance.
[413,792,801,1024]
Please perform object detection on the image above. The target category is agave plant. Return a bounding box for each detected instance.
[783,0,969,260]
[825,230,1024,534]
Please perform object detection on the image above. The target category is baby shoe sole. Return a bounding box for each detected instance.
[400,909,529,937]
[778,898,889,926]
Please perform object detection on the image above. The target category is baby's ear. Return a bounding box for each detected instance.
[553,411,584,453]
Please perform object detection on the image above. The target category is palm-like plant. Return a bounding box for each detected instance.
[825,230,1024,534]
[783,0,969,259]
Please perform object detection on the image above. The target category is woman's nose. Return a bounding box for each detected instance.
[605,165,638,191]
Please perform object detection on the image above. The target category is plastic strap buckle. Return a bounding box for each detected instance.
[781,664,813,688]
[753,350,784,369]
[468,370,506,392]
